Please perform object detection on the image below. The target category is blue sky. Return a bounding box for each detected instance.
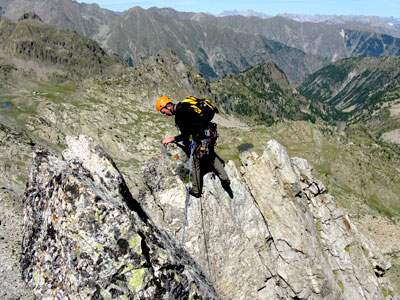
[78,0,399,17]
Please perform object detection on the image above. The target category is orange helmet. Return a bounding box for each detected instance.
[156,96,172,111]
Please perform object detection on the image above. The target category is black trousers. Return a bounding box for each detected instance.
[191,152,229,194]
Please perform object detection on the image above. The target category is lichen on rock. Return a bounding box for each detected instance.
[21,135,220,300]
[21,134,398,300]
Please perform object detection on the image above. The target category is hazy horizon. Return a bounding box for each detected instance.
[78,0,399,18]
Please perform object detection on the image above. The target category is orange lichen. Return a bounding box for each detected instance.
[343,217,351,231]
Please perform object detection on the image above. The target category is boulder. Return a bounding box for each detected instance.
[21,135,220,300]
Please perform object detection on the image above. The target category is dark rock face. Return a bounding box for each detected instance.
[21,135,220,300]
[18,12,43,21]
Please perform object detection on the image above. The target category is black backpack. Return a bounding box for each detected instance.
[181,96,219,157]
[181,96,219,123]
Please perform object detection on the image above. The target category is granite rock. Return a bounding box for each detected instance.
[142,139,397,300]
[21,135,220,300]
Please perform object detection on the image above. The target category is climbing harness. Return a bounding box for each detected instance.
[195,123,219,158]
[181,140,195,247]
[179,98,219,247]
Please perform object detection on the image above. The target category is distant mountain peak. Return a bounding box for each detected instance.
[217,9,270,19]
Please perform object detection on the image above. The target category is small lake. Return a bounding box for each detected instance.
[238,143,254,152]
[1,103,12,108]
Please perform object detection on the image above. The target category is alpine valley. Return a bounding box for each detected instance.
[0,1,399,299]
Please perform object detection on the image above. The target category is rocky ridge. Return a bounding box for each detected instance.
[20,134,398,299]
[141,138,396,299]
[1,48,400,298]
[0,19,399,297]
[22,135,220,299]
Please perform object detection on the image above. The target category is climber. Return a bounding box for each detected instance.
[156,96,233,199]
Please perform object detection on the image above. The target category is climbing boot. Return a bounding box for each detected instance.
[189,188,201,198]
[221,180,233,199]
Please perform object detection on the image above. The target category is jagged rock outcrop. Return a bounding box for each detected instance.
[21,134,398,299]
[21,135,220,300]
[142,139,397,299]
[18,12,42,21]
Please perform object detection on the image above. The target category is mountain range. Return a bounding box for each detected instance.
[1,0,400,84]
[0,0,400,299]
[281,14,400,38]
[220,10,400,37]
[193,13,400,64]
[93,6,329,84]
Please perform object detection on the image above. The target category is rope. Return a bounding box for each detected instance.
[200,193,212,277]
[181,140,195,247]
